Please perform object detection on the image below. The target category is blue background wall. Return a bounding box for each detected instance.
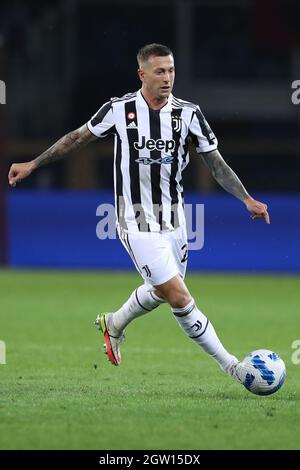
[6,190,300,272]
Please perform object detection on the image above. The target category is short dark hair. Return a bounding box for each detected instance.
[137,43,173,67]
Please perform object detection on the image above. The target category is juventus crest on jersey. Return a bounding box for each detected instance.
[87,90,218,233]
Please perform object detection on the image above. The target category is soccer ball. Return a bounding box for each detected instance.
[240,349,286,396]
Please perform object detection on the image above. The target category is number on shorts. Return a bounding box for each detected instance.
[181,244,188,263]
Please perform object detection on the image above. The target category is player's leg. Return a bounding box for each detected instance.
[154,274,242,380]
[96,285,165,365]
[111,285,164,332]
[109,230,167,332]
[153,226,243,381]
[95,230,169,365]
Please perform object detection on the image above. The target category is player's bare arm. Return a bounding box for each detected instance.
[8,124,96,187]
[200,149,270,224]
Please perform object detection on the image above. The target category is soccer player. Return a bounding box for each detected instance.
[8,44,269,384]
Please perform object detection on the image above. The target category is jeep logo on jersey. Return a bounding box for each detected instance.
[134,136,175,152]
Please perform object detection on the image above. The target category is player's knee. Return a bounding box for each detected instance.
[163,288,192,308]
[168,291,192,309]
[155,275,191,308]
[155,285,191,308]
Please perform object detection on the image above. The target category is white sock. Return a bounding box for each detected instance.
[172,298,237,371]
[112,285,165,332]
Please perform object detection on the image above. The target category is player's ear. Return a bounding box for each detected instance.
[137,68,144,83]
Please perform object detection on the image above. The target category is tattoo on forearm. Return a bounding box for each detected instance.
[33,125,94,168]
[200,149,250,202]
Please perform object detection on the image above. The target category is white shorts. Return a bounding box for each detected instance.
[118,225,188,290]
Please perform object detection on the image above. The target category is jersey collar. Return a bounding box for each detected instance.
[137,89,173,112]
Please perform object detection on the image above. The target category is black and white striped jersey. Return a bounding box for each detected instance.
[87,89,218,232]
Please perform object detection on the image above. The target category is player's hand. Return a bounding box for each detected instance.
[8,161,35,187]
[244,197,270,224]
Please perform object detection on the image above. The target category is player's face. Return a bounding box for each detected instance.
[138,55,175,100]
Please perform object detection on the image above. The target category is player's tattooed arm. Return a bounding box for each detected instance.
[33,124,97,169]
[200,149,250,202]
[8,124,97,186]
[200,149,270,224]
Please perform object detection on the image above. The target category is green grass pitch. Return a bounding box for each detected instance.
[0,270,299,450]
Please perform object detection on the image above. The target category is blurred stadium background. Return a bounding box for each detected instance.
[0,0,299,271]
